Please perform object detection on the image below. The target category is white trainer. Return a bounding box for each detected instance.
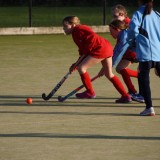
[140,107,155,116]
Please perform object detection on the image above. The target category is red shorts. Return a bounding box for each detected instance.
[89,39,113,59]
[122,49,138,63]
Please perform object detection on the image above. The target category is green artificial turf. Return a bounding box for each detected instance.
[0,34,160,160]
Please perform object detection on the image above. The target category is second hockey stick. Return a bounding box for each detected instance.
[57,75,99,102]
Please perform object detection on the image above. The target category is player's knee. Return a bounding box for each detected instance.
[77,66,87,74]
[105,73,114,80]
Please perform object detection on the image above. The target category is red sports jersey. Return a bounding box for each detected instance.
[72,25,113,59]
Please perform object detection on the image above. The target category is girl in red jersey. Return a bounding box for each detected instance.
[62,16,131,103]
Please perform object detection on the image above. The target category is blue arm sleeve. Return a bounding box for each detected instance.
[127,8,143,45]
[112,30,130,67]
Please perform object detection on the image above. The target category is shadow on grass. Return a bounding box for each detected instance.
[0,95,147,108]
[0,110,139,116]
[0,133,159,141]
[0,95,159,100]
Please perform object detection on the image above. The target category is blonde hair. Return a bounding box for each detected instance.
[109,19,128,30]
[112,4,127,17]
[62,16,81,25]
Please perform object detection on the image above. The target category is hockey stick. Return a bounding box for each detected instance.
[57,75,100,102]
[42,72,70,101]
[42,55,87,101]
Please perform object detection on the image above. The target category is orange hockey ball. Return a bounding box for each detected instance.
[26,98,32,104]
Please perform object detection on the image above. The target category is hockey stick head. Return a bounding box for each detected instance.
[42,93,50,101]
[57,96,64,102]
[41,72,71,101]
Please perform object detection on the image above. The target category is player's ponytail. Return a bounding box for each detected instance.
[140,0,153,15]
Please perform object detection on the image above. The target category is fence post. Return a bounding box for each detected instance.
[103,0,107,25]
[29,0,32,27]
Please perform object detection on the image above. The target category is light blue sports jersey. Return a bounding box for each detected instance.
[112,29,134,67]
[128,5,160,62]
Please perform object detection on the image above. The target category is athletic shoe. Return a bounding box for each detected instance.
[140,107,155,116]
[76,91,96,99]
[129,92,145,103]
[115,95,132,103]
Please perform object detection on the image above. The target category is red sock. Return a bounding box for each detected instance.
[110,75,128,97]
[80,72,95,94]
[125,68,138,78]
[120,68,137,93]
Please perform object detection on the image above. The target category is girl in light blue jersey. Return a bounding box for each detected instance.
[109,20,144,103]
[128,0,160,116]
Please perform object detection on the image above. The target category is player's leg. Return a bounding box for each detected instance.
[116,59,137,93]
[76,55,103,99]
[117,59,144,103]
[139,61,155,116]
[101,57,131,103]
